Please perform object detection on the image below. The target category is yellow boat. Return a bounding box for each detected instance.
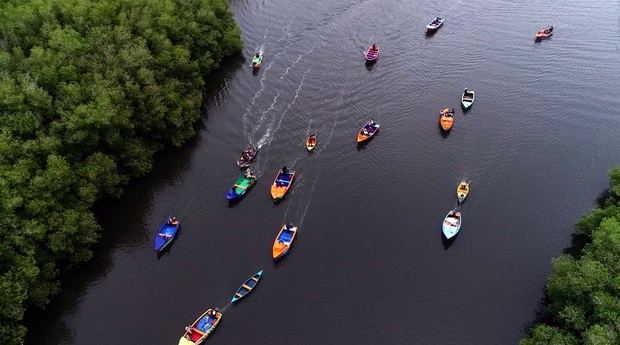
[457,180,470,203]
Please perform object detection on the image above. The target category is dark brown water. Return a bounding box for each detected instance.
[27,0,620,344]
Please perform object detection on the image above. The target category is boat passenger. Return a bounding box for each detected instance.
[372,44,377,50]
[464,88,468,94]
[185,326,192,334]
[255,52,260,58]
[282,166,288,174]
[245,169,253,178]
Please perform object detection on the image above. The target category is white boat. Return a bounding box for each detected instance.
[426,17,444,30]
[442,210,461,239]
[461,88,475,109]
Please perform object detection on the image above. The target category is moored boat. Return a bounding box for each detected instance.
[226,169,257,202]
[439,108,455,131]
[270,167,295,201]
[461,88,475,109]
[357,119,380,143]
[426,17,444,30]
[272,223,298,260]
[231,270,263,303]
[306,134,317,151]
[154,217,180,254]
[179,308,222,345]
[365,45,380,62]
[442,210,462,239]
[251,50,263,69]
[237,145,258,168]
[457,180,470,203]
[535,26,553,40]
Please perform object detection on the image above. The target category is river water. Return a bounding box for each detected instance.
[27,0,620,344]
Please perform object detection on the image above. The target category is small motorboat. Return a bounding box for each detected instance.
[154,217,180,254]
[357,119,380,143]
[237,145,258,168]
[251,50,263,69]
[442,210,462,239]
[461,88,475,109]
[365,45,380,62]
[535,26,553,40]
[226,170,257,202]
[439,108,455,131]
[231,270,263,303]
[306,134,317,151]
[272,223,298,260]
[426,17,444,30]
[457,180,470,203]
[270,167,295,201]
[179,308,222,345]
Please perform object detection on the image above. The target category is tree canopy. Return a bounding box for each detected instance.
[0,0,241,343]
[520,166,620,345]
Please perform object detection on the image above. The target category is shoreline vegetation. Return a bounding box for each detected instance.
[520,166,620,345]
[0,0,242,343]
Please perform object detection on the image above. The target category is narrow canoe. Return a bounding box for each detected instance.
[226,174,257,202]
[439,108,455,131]
[357,120,380,143]
[231,270,263,303]
[154,219,180,254]
[270,169,295,201]
[179,309,222,345]
[426,17,444,30]
[272,224,298,260]
[461,89,475,109]
[251,51,263,69]
[306,135,317,151]
[457,180,470,203]
[365,46,380,62]
[442,210,462,239]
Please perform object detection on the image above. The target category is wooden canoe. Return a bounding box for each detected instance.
[457,180,470,203]
[231,270,263,303]
[179,308,222,345]
[439,108,454,131]
[357,120,380,143]
[461,89,475,109]
[270,168,295,201]
[306,135,317,151]
[272,224,298,260]
[442,210,461,239]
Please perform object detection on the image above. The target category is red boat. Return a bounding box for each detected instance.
[535,26,553,40]
[365,45,380,62]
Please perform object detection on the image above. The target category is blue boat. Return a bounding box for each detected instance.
[226,171,257,202]
[154,218,180,254]
[231,270,263,303]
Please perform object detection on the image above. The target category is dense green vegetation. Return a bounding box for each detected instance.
[0,0,241,343]
[520,166,620,345]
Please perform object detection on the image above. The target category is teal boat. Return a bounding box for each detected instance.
[226,171,257,202]
[251,50,263,69]
[231,270,263,303]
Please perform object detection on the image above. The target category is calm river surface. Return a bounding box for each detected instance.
[27,0,620,344]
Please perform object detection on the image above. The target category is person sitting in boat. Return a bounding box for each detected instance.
[255,52,260,58]
[159,232,173,239]
[168,216,179,225]
[185,325,193,334]
[282,166,288,174]
[210,309,217,317]
[463,88,468,94]
[372,43,377,50]
[245,168,253,178]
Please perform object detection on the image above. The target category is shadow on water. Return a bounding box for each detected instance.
[425,30,438,39]
[439,126,451,138]
[365,60,378,71]
[23,55,244,345]
[442,233,458,250]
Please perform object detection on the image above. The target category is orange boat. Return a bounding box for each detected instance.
[356,119,380,143]
[270,167,295,201]
[535,26,553,40]
[272,223,298,260]
[439,108,455,131]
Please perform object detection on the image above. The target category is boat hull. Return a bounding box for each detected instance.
[442,211,461,239]
[357,122,380,143]
[272,225,298,260]
[231,270,263,303]
[270,171,295,201]
[179,309,222,345]
[154,221,180,254]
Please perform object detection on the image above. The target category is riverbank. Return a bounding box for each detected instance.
[520,166,620,345]
[0,1,241,343]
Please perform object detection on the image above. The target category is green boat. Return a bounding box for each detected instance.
[251,50,263,69]
[226,172,257,202]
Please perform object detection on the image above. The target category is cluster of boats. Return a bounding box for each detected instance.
[158,19,556,343]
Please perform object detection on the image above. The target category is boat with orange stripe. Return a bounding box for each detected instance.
[272,223,298,260]
[270,167,295,202]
